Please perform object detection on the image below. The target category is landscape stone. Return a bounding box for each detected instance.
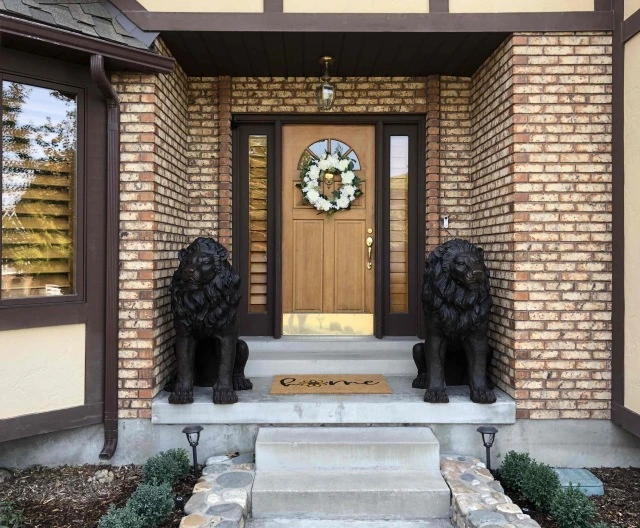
[468,510,510,526]
[441,455,541,528]
[216,471,253,488]
[185,490,210,515]
[179,513,213,528]
[205,502,244,523]
[194,481,213,493]
[204,464,233,476]
[0,469,11,483]
[217,522,240,528]
[206,455,232,465]
[496,503,522,515]
[221,488,249,509]
[231,453,254,465]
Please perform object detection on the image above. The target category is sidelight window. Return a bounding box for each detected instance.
[389,135,409,314]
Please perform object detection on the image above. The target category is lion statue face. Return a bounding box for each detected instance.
[423,238,492,337]
[171,237,240,336]
[448,251,488,291]
[177,239,227,291]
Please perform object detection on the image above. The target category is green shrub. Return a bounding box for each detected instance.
[0,501,23,528]
[98,505,144,528]
[164,448,190,478]
[127,483,174,527]
[500,451,533,494]
[592,522,609,528]
[143,448,189,485]
[520,461,561,512]
[550,484,597,528]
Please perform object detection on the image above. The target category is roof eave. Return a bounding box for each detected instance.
[0,13,175,74]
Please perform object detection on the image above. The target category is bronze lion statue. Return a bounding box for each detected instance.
[168,237,252,405]
[412,238,496,404]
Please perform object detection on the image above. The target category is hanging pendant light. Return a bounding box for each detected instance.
[316,56,336,111]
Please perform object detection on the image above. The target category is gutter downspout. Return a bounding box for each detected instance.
[90,54,120,460]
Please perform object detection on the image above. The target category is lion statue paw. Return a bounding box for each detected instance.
[233,376,253,391]
[213,388,239,405]
[424,388,449,403]
[168,384,194,405]
[412,374,429,389]
[470,387,497,404]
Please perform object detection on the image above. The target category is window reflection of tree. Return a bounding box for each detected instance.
[1,82,77,298]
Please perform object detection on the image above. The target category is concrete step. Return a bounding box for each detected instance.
[243,337,418,377]
[256,427,440,471]
[247,519,453,528]
[251,469,451,520]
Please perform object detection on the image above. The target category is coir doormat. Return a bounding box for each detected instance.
[270,374,392,395]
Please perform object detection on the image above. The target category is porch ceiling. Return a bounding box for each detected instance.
[161,31,509,77]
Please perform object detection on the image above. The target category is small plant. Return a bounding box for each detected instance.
[592,522,610,528]
[143,448,189,485]
[97,505,144,528]
[165,448,190,478]
[550,484,597,528]
[0,501,24,528]
[520,461,561,512]
[127,483,174,527]
[500,451,532,494]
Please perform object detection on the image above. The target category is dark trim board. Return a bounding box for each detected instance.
[0,14,175,73]
[623,8,640,42]
[611,0,640,437]
[613,403,640,439]
[612,0,624,422]
[124,11,612,32]
[264,0,284,12]
[430,0,449,13]
[0,403,103,443]
[595,0,613,10]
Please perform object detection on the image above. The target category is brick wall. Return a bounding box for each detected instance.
[436,32,613,417]
[509,32,613,419]
[113,40,190,419]
[469,38,517,396]
[186,78,219,239]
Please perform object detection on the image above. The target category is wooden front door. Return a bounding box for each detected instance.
[282,125,376,335]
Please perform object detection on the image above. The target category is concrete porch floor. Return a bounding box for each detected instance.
[152,377,515,425]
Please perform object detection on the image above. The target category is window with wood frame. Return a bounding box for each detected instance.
[1,80,77,300]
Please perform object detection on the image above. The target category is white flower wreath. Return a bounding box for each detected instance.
[297,150,363,215]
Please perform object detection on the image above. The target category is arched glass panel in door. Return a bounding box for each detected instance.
[297,138,361,170]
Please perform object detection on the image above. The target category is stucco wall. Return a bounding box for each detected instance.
[0,324,85,420]
[625,0,640,19]
[449,0,594,13]
[623,32,640,416]
[137,0,262,12]
[283,0,430,13]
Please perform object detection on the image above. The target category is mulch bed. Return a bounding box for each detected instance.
[497,467,640,528]
[0,465,197,528]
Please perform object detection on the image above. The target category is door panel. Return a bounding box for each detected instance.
[282,124,375,335]
[292,220,324,312]
[334,220,366,312]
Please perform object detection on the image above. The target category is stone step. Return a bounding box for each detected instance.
[243,337,417,377]
[247,519,453,528]
[256,427,440,471]
[251,469,451,520]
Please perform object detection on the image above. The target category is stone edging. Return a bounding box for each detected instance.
[180,452,255,528]
[441,454,541,528]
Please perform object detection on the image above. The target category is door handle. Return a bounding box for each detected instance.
[366,236,374,270]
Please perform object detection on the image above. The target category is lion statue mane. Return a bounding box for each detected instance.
[412,238,496,404]
[168,237,252,405]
